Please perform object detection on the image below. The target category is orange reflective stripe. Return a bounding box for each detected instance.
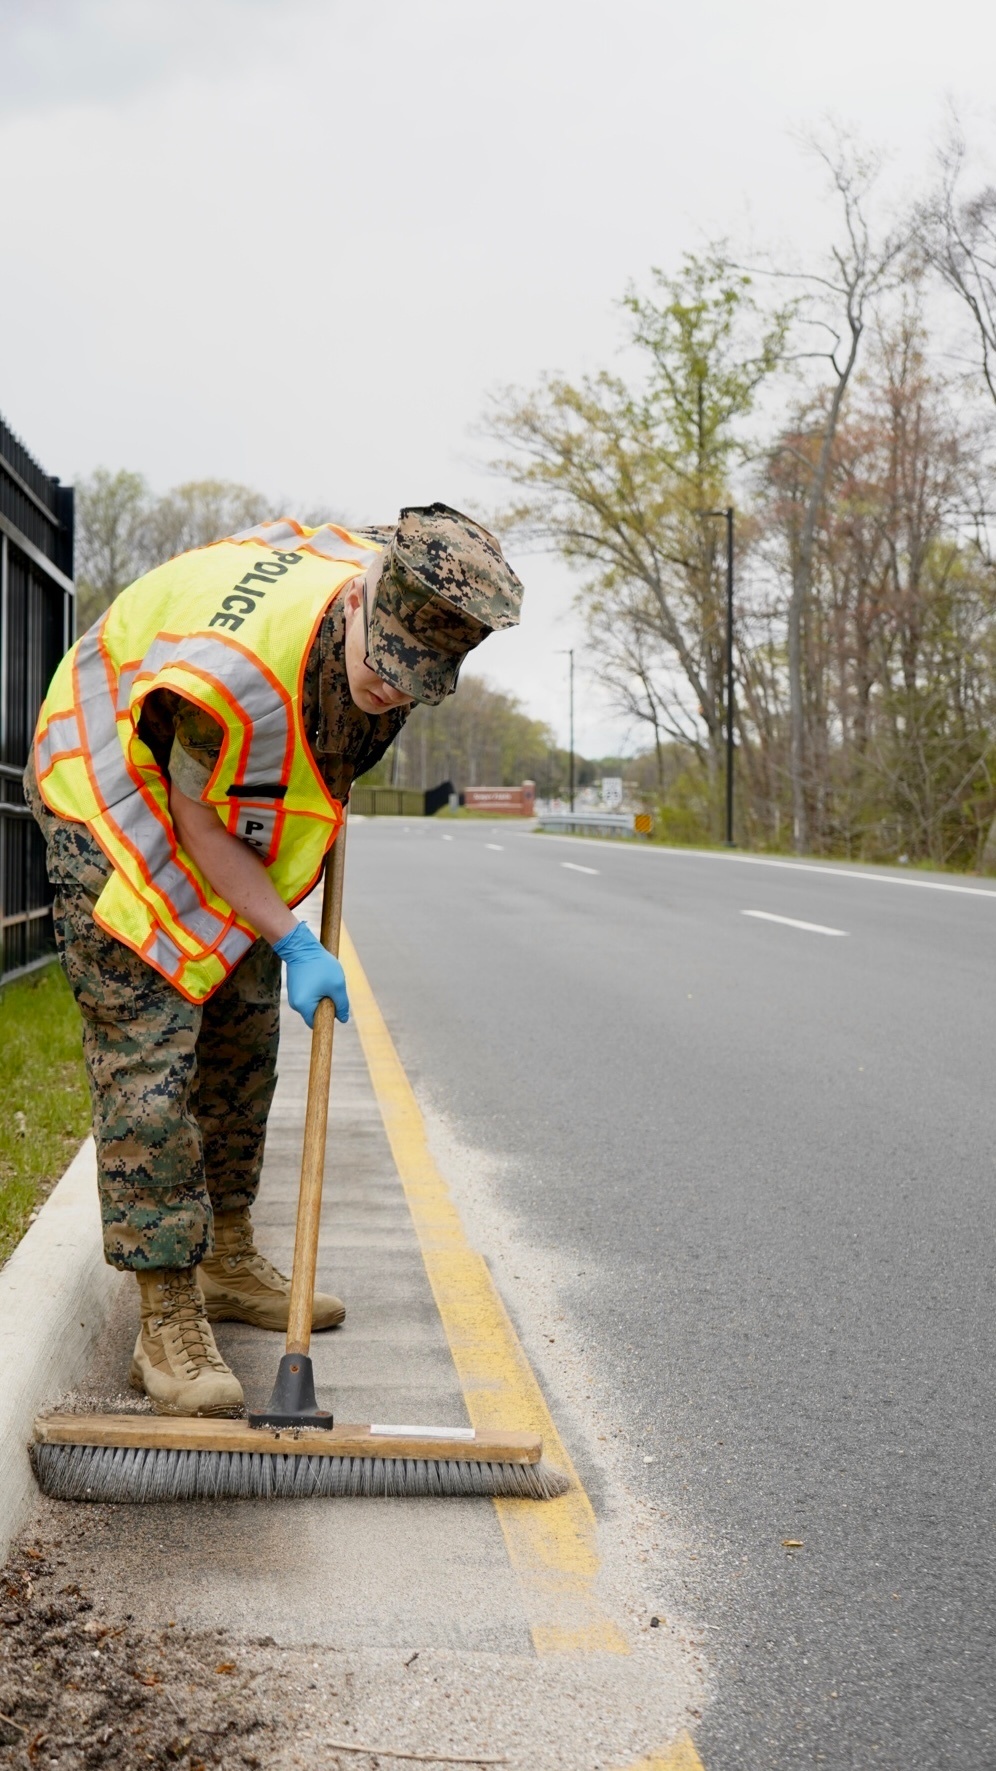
[36,523,352,1000]
[228,519,306,548]
[36,711,82,770]
[148,922,252,981]
[116,664,141,712]
[299,529,378,567]
[136,633,293,788]
[228,518,380,570]
[217,924,255,967]
[225,800,283,861]
[73,625,231,951]
[145,928,185,980]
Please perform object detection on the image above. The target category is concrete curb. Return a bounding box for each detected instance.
[0,1138,124,1561]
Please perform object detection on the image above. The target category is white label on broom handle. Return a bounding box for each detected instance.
[369,1424,477,1442]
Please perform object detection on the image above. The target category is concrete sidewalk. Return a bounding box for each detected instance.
[46,1018,528,1652]
[9,909,704,1769]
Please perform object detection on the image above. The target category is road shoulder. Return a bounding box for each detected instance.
[3,912,705,1769]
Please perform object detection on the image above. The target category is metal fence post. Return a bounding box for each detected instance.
[0,413,74,983]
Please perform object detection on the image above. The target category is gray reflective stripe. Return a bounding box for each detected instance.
[137,633,291,786]
[73,623,128,806]
[300,529,378,568]
[149,924,251,984]
[37,711,81,767]
[218,925,254,967]
[146,930,185,978]
[229,519,379,569]
[73,626,229,949]
[230,803,279,856]
[116,665,140,712]
[230,520,304,547]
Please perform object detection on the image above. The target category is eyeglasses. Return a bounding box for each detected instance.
[360,574,409,703]
[362,574,372,672]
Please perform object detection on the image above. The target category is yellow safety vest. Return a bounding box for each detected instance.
[34,519,381,1001]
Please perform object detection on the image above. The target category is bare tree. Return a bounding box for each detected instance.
[760,134,905,850]
[74,468,150,630]
[918,127,996,408]
[141,479,271,564]
[74,473,275,628]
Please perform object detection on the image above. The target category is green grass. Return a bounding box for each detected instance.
[0,963,90,1267]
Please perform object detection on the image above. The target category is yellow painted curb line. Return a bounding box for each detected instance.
[620,1738,705,1771]
[342,925,624,1654]
[342,926,705,1771]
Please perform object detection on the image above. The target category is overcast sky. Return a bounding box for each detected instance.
[1,0,994,755]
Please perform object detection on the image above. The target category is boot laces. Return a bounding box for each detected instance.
[158,1271,226,1373]
[217,1219,288,1292]
[244,1249,290,1291]
[220,1216,255,1258]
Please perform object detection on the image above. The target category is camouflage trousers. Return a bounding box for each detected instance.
[26,762,281,1271]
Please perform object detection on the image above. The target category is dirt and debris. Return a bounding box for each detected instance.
[0,1541,270,1770]
[0,1516,703,1771]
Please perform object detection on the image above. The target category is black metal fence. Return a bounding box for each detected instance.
[0,412,74,983]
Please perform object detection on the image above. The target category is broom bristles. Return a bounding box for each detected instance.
[30,1441,570,1504]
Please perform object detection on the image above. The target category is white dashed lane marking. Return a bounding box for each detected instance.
[562,862,599,876]
[486,843,505,851]
[742,909,848,937]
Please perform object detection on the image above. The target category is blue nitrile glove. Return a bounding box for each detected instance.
[272,922,350,1029]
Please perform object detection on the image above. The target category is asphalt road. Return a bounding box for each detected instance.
[343,818,996,1770]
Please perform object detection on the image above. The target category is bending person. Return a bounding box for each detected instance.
[26,505,523,1416]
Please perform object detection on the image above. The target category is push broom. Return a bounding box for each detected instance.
[31,816,567,1504]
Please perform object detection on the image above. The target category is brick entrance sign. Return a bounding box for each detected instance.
[462,782,536,815]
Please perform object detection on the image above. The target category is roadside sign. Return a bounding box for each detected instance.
[601,777,623,809]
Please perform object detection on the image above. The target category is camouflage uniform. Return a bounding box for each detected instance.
[24,597,407,1272]
[28,505,523,1274]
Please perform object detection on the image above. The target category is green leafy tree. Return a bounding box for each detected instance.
[487,252,788,833]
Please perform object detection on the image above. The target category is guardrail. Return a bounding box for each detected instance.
[535,811,638,838]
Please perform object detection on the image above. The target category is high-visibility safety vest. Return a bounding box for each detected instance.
[34,519,381,1002]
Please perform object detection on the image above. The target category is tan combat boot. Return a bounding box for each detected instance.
[198,1210,345,1332]
[130,1268,244,1417]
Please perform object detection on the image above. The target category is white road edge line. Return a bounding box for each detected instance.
[561,861,599,875]
[521,833,996,900]
[743,909,848,937]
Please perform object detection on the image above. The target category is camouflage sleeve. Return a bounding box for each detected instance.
[169,698,224,800]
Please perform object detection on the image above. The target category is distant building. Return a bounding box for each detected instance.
[0,413,74,981]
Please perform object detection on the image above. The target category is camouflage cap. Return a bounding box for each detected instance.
[365,503,523,705]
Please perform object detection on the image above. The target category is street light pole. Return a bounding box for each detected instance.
[704,507,735,848]
[557,648,575,811]
[568,648,575,813]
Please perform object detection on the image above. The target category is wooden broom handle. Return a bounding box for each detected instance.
[285,813,348,1355]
